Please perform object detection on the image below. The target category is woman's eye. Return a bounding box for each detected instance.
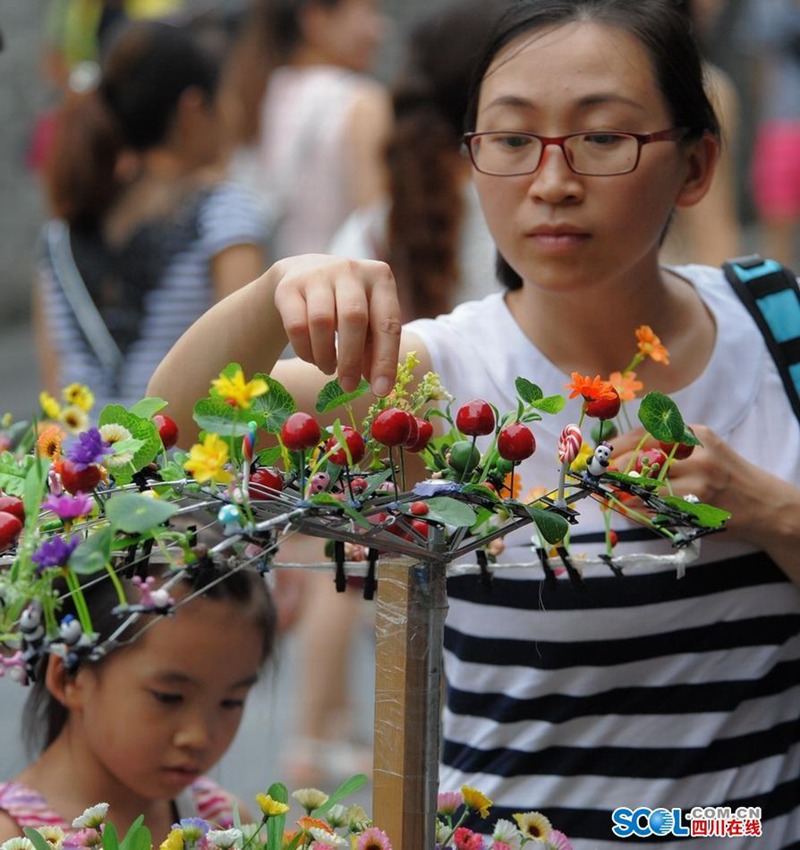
[583,133,625,147]
[497,134,532,149]
[151,690,182,705]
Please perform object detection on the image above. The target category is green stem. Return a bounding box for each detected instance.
[63,569,94,636]
[105,560,128,609]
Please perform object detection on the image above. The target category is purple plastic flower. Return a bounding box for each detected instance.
[43,491,94,520]
[32,535,79,573]
[67,428,111,470]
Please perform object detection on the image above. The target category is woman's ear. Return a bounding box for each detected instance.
[674,132,719,209]
[45,653,83,710]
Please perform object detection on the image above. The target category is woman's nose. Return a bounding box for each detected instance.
[527,144,583,204]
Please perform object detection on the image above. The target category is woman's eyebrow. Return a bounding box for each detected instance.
[482,92,646,114]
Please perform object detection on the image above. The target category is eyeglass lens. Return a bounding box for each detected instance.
[470,132,640,176]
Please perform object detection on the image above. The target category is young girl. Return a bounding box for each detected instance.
[149,1,800,846]
[0,567,276,842]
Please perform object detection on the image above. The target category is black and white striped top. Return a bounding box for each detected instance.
[407,267,800,849]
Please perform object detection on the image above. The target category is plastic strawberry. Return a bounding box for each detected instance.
[455,399,495,436]
[497,423,536,462]
[281,412,322,452]
[371,408,413,447]
[635,447,668,476]
[153,413,179,450]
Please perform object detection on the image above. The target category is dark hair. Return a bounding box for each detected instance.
[221,0,343,147]
[44,21,220,229]
[463,0,721,290]
[386,0,507,319]
[22,560,277,756]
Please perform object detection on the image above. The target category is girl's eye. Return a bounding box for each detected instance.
[151,690,182,705]
[221,698,246,710]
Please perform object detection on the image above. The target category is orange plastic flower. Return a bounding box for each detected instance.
[37,423,65,460]
[503,470,522,501]
[635,325,670,364]
[608,370,643,402]
[565,373,618,403]
[296,817,332,835]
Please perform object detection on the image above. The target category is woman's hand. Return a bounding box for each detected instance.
[271,254,402,396]
[611,425,800,582]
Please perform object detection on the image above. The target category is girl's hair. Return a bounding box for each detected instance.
[386,0,507,320]
[221,0,343,147]
[463,0,721,290]
[44,21,220,229]
[22,562,277,756]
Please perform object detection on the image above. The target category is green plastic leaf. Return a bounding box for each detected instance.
[23,456,50,522]
[101,822,120,850]
[24,828,53,850]
[128,397,168,419]
[530,394,567,415]
[398,496,476,527]
[193,397,249,437]
[105,492,179,534]
[316,378,370,414]
[515,377,543,403]
[638,392,687,443]
[660,496,731,528]
[312,772,368,816]
[251,374,297,432]
[118,817,150,850]
[98,405,162,484]
[256,445,284,467]
[525,505,569,545]
[265,782,289,850]
[310,492,373,529]
[69,525,113,575]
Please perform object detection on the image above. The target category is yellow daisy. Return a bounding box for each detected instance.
[256,793,290,818]
[461,785,493,819]
[184,433,233,484]
[62,383,95,412]
[211,368,268,410]
[39,391,61,420]
[513,811,553,841]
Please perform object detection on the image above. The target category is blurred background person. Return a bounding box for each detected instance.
[660,0,743,265]
[283,0,506,788]
[329,0,503,319]
[737,0,800,268]
[35,18,268,408]
[220,0,392,259]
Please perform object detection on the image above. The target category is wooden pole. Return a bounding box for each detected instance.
[372,558,448,850]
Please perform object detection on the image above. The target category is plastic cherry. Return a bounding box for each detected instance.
[0,494,25,523]
[153,413,179,450]
[247,467,284,500]
[281,412,322,451]
[404,417,433,453]
[326,426,366,466]
[59,459,102,494]
[371,408,413,447]
[584,389,621,420]
[634,447,668,476]
[497,423,536,461]
[0,511,23,551]
[455,399,495,436]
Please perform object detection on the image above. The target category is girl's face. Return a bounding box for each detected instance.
[472,21,711,294]
[69,595,264,802]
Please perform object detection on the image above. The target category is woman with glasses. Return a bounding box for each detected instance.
[151,1,800,846]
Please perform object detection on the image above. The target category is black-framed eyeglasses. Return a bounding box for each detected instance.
[462,128,689,177]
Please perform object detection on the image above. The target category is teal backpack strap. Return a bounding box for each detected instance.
[722,254,800,421]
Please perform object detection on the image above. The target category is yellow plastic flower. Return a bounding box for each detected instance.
[39,391,61,420]
[159,828,185,850]
[256,793,291,818]
[211,368,268,410]
[184,433,233,484]
[513,810,553,841]
[59,404,90,434]
[461,785,493,819]
[63,383,95,412]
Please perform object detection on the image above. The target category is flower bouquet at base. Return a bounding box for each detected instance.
[4,778,573,850]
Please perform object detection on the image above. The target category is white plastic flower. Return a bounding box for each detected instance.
[292,787,329,811]
[0,838,36,850]
[346,804,371,832]
[98,423,135,468]
[72,803,110,829]
[36,827,65,850]
[308,827,347,847]
[206,828,242,849]
[325,803,348,829]
[492,819,523,850]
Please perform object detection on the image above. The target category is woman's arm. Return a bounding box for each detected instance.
[210,242,268,302]
[32,275,61,396]
[147,255,404,441]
